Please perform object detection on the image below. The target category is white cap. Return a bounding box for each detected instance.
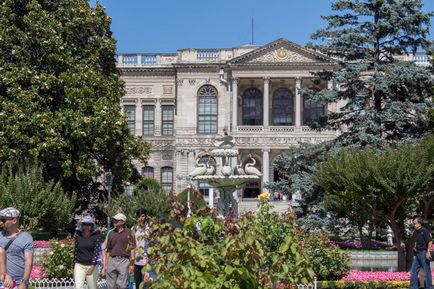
[112,213,127,222]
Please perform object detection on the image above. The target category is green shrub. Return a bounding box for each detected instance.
[304,233,351,280]
[145,197,316,288]
[40,239,75,278]
[102,177,169,226]
[0,161,76,232]
[177,188,207,213]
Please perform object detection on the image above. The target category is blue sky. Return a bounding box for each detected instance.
[90,0,434,53]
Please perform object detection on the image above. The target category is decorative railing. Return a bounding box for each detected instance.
[269,126,295,133]
[30,278,107,289]
[236,126,333,135]
[196,49,220,61]
[29,278,315,289]
[411,53,431,66]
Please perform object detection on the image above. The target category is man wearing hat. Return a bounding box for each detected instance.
[103,213,132,289]
[0,208,34,289]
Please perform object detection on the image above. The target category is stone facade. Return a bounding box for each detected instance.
[117,38,345,199]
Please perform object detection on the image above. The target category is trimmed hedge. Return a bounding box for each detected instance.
[318,281,409,289]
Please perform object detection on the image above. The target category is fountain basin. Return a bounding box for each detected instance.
[193,175,260,187]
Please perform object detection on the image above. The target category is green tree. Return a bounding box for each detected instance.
[102,177,169,226]
[313,136,434,270]
[0,0,150,205]
[270,0,433,244]
[0,161,76,232]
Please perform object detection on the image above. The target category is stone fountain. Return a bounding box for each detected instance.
[189,134,262,217]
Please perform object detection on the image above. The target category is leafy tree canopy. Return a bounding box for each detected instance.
[0,0,150,204]
[271,0,433,229]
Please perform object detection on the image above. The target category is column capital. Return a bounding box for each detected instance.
[263,77,270,84]
[261,148,271,153]
[232,78,239,84]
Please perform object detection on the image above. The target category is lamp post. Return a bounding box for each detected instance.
[105,170,113,231]
[186,179,192,217]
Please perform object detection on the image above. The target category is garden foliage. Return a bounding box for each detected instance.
[0,161,76,231]
[102,177,169,225]
[40,239,74,278]
[144,195,349,288]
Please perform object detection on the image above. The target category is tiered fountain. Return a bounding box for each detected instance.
[189,134,262,217]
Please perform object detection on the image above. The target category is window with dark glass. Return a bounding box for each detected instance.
[124,105,135,134]
[161,167,173,193]
[141,166,154,178]
[197,85,218,134]
[161,105,174,136]
[272,88,293,125]
[303,95,325,124]
[143,105,155,136]
[242,88,263,125]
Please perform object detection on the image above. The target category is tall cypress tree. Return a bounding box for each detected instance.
[0,0,150,205]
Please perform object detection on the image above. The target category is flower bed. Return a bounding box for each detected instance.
[329,240,394,250]
[34,240,51,249]
[340,269,434,282]
[318,280,409,289]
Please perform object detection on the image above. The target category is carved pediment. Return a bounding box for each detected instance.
[228,38,336,65]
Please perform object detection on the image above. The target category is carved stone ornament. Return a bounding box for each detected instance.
[246,47,314,63]
[163,85,173,95]
[162,151,173,160]
[189,79,196,86]
[125,86,153,95]
[177,79,184,86]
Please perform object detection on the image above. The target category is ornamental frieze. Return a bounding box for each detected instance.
[163,85,173,95]
[246,48,314,63]
[125,86,153,95]
[149,139,175,149]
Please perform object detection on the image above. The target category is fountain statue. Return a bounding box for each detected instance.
[189,132,261,217]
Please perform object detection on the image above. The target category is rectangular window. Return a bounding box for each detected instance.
[124,105,136,134]
[162,105,174,136]
[161,167,173,193]
[143,105,155,136]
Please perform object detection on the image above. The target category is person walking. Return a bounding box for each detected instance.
[103,213,132,289]
[130,209,156,289]
[0,208,33,289]
[73,215,101,289]
[410,217,433,289]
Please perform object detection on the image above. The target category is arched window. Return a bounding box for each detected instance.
[161,167,173,193]
[272,88,293,125]
[141,166,154,178]
[303,95,325,125]
[197,85,218,134]
[242,88,263,125]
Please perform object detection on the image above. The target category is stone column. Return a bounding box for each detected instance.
[262,148,270,193]
[155,100,162,136]
[208,188,214,208]
[135,104,142,136]
[232,79,239,130]
[263,78,270,127]
[295,78,302,127]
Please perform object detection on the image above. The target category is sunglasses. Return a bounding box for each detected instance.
[82,223,93,226]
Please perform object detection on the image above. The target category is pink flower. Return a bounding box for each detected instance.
[341,269,434,282]
[30,265,48,279]
[33,241,51,249]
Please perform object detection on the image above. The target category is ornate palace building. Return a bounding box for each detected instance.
[116,38,343,200]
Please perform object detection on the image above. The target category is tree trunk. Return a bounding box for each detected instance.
[390,220,407,271]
